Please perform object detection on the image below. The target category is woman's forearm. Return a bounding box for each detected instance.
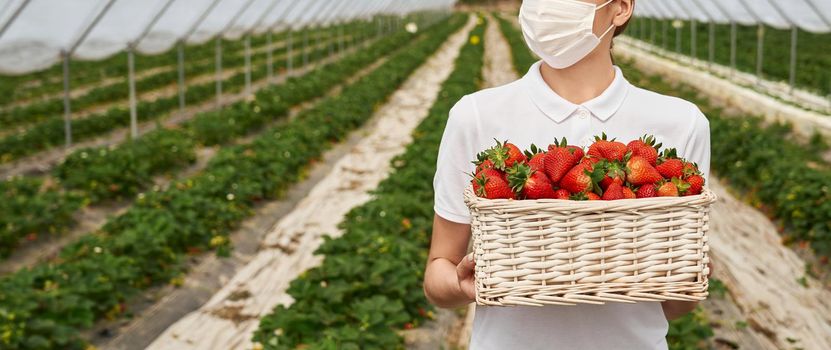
[424,257,471,308]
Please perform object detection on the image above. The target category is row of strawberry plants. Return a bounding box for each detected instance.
[0,25,369,164]
[0,24,349,130]
[0,17,410,260]
[0,178,85,258]
[0,22,369,108]
[628,17,831,96]
[493,13,717,349]
[0,14,464,349]
[252,15,485,350]
[615,59,831,257]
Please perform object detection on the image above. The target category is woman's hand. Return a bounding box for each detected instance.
[456,253,476,302]
[424,215,476,308]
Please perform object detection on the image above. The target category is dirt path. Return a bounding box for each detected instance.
[707,180,831,349]
[0,37,377,179]
[141,16,477,350]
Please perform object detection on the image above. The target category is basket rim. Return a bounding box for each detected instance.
[464,186,717,211]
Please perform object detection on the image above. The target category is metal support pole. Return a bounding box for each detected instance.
[708,22,715,67]
[756,24,764,83]
[215,38,222,109]
[650,18,656,44]
[303,29,309,66]
[328,27,334,57]
[691,20,697,60]
[244,34,251,95]
[62,51,72,147]
[288,29,294,74]
[339,24,345,52]
[730,22,737,73]
[177,42,185,113]
[128,47,138,139]
[675,25,681,53]
[789,26,798,92]
[266,31,273,82]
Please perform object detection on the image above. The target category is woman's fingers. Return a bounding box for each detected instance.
[457,253,476,301]
[456,253,476,279]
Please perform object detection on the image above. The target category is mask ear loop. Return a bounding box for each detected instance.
[596,0,617,40]
[596,0,615,10]
[598,23,617,40]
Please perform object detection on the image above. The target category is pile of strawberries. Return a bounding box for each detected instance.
[471,134,705,200]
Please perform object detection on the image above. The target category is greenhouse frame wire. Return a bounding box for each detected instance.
[0,0,455,148]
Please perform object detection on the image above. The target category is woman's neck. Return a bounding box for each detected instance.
[539,50,616,105]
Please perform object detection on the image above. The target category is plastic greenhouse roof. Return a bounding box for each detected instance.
[0,0,456,75]
[634,0,831,33]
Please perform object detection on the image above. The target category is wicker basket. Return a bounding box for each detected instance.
[464,186,717,306]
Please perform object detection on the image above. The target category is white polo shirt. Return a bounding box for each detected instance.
[432,61,710,350]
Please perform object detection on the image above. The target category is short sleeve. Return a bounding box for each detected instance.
[680,107,711,182]
[433,95,478,224]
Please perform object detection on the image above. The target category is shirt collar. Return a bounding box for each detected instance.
[522,60,630,123]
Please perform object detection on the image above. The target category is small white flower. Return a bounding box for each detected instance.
[405,23,418,34]
[94,246,102,254]
[227,193,235,201]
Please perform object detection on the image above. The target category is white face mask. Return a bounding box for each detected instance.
[519,0,616,69]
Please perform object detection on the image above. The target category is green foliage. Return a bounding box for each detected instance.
[253,15,484,350]
[667,308,714,350]
[0,178,83,258]
[53,129,196,202]
[0,15,463,349]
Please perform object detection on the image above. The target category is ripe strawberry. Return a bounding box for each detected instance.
[657,181,679,197]
[559,162,604,194]
[587,133,628,161]
[602,182,625,200]
[636,184,657,198]
[472,169,513,199]
[580,155,600,167]
[626,135,661,166]
[656,158,684,179]
[586,192,601,200]
[683,161,699,177]
[686,174,705,195]
[482,139,526,171]
[622,186,636,199]
[507,163,556,199]
[626,156,663,185]
[554,188,571,200]
[524,144,546,172]
[474,159,494,173]
[544,138,583,184]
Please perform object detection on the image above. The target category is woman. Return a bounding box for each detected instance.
[424,0,711,349]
